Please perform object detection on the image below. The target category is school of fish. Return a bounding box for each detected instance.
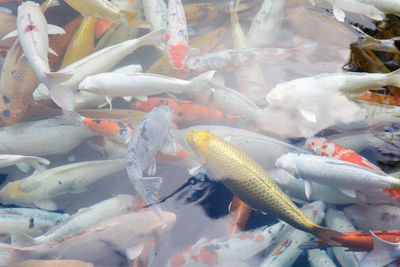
[0,0,400,266]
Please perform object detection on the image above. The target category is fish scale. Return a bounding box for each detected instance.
[187,131,342,245]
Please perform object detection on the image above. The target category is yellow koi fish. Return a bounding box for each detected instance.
[186,131,342,245]
[64,0,151,27]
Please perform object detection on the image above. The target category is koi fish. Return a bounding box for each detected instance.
[276,153,400,199]
[305,137,383,172]
[143,0,167,30]
[34,29,166,104]
[79,70,215,106]
[166,218,289,267]
[0,208,69,241]
[0,159,126,210]
[62,110,134,144]
[0,119,96,156]
[11,259,94,267]
[94,18,115,38]
[11,194,135,246]
[2,1,75,111]
[126,106,174,216]
[166,0,190,70]
[130,97,241,126]
[0,154,49,172]
[0,210,176,267]
[63,0,150,28]
[0,7,16,48]
[186,131,342,245]
[60,16,96,68]
[359,92,400,106]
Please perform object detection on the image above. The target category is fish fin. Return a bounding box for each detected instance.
[120,9,152,28]
[46,0,60,8]
[145,158,157,176]
[33,199,57,211]
[123,96,132,102]
[299,107,317,123]
[48,83,75,111]
[0,7,12,14]
[338,188,357,198]
[47,24,65,35]
[46,71,73,84]
[1,30,17,41]
[357,191,367,202]
[304,180,313,200]
[0,243,19,266]
[134,96,148,102]
[195,237,209,244]
[359,231,400,267]
[136,177,163,210]
[105,96,113,110]
[48,46,58,56]
[312,225,343,247]
[351,25,381,43]
[332,6,346,22]
[308,0,315,6]
[125,244,144,261]
[190,70,216,91]
[15,163,30,173]
[188,164,204,176]
[11,231,35,247]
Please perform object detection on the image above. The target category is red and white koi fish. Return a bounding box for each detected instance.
[166,0,190,70]
[130,97,241,126]
[2,1,75,110]
[305,137,383,173]
[166,220,289,267]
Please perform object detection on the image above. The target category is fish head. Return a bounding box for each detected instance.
[168,42,190,70]
[18,1,40,13]
[266,83,297,106]
[186,131,215,160]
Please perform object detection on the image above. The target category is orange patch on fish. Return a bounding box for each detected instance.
[383,189,400,203]
[198,246,219,266]
[95,18,115,38]
[169,42,189,69]
[272,239,291,256]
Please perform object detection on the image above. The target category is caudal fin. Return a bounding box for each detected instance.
[190,71,216,91]
[312,225,343,247]
[120,9,152,28]
[387,68,400,88]
[0,242,23,266]
[11,231,35,247]
[359,231,400,267]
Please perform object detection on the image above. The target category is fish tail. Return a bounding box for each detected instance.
[47,82,75,111]
[312,225,343,247]
[387,68,400,88]
[190,70,216,91]
[137,28,166,51]
[120,9,152,28]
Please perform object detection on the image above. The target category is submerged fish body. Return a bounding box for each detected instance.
[0,210,176,266]
[186,131,342,245]
[167,220,289,267]
[126,106,174,213]
[0,159,126,210]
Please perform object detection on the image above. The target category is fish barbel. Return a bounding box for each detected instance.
[186,131,342,245]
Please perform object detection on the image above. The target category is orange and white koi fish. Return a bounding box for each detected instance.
[63,110,134,144]
[2,1,75,111]
[130,97,241,126]
[305,137,382,172]
[166,0,190,70]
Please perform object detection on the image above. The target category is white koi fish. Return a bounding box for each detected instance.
[0,159,126,210]
[126,106,174,216]
[167,0,190,70]
[260,201,326,267]
[2,1,74,110]
[0,155,49,173]
[344,204,400,231]
[0,119,96,156]
[266,69,400,124]
[247,0,285,48]
[143,0,168,30]
[276,153,400,199]
[11,194,135,246]
[325,209,365,266]
[79,70,215,106]
[33,29,166,103]
[0,208,68,241]
[166,220,289,267]
[0,210,176,267]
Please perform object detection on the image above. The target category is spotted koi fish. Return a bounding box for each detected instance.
[305,137,382,173]
[166,0,190,70]
[130,97,241,126]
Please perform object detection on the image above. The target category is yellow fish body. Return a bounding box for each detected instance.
[186,131,342,245]
[64,0,150,27]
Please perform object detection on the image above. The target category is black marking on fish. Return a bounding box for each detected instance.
[140,126,149,141]
[58,181,62,185]
[2,109,10,117]
[394,39,400,51]
[177,112,183,117]
[93,119,102,124]
[2,95,9,104]
[126,160,136,168]
[29,218,34,229]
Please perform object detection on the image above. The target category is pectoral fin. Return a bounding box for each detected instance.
[34,199,57,210]
[48,46,58,56]
[338,188,357,198]
[304,180,313,200]
[134,96,148,102]
[125,244,143,261]
[47,24,65,35]
[1,30,17,41]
